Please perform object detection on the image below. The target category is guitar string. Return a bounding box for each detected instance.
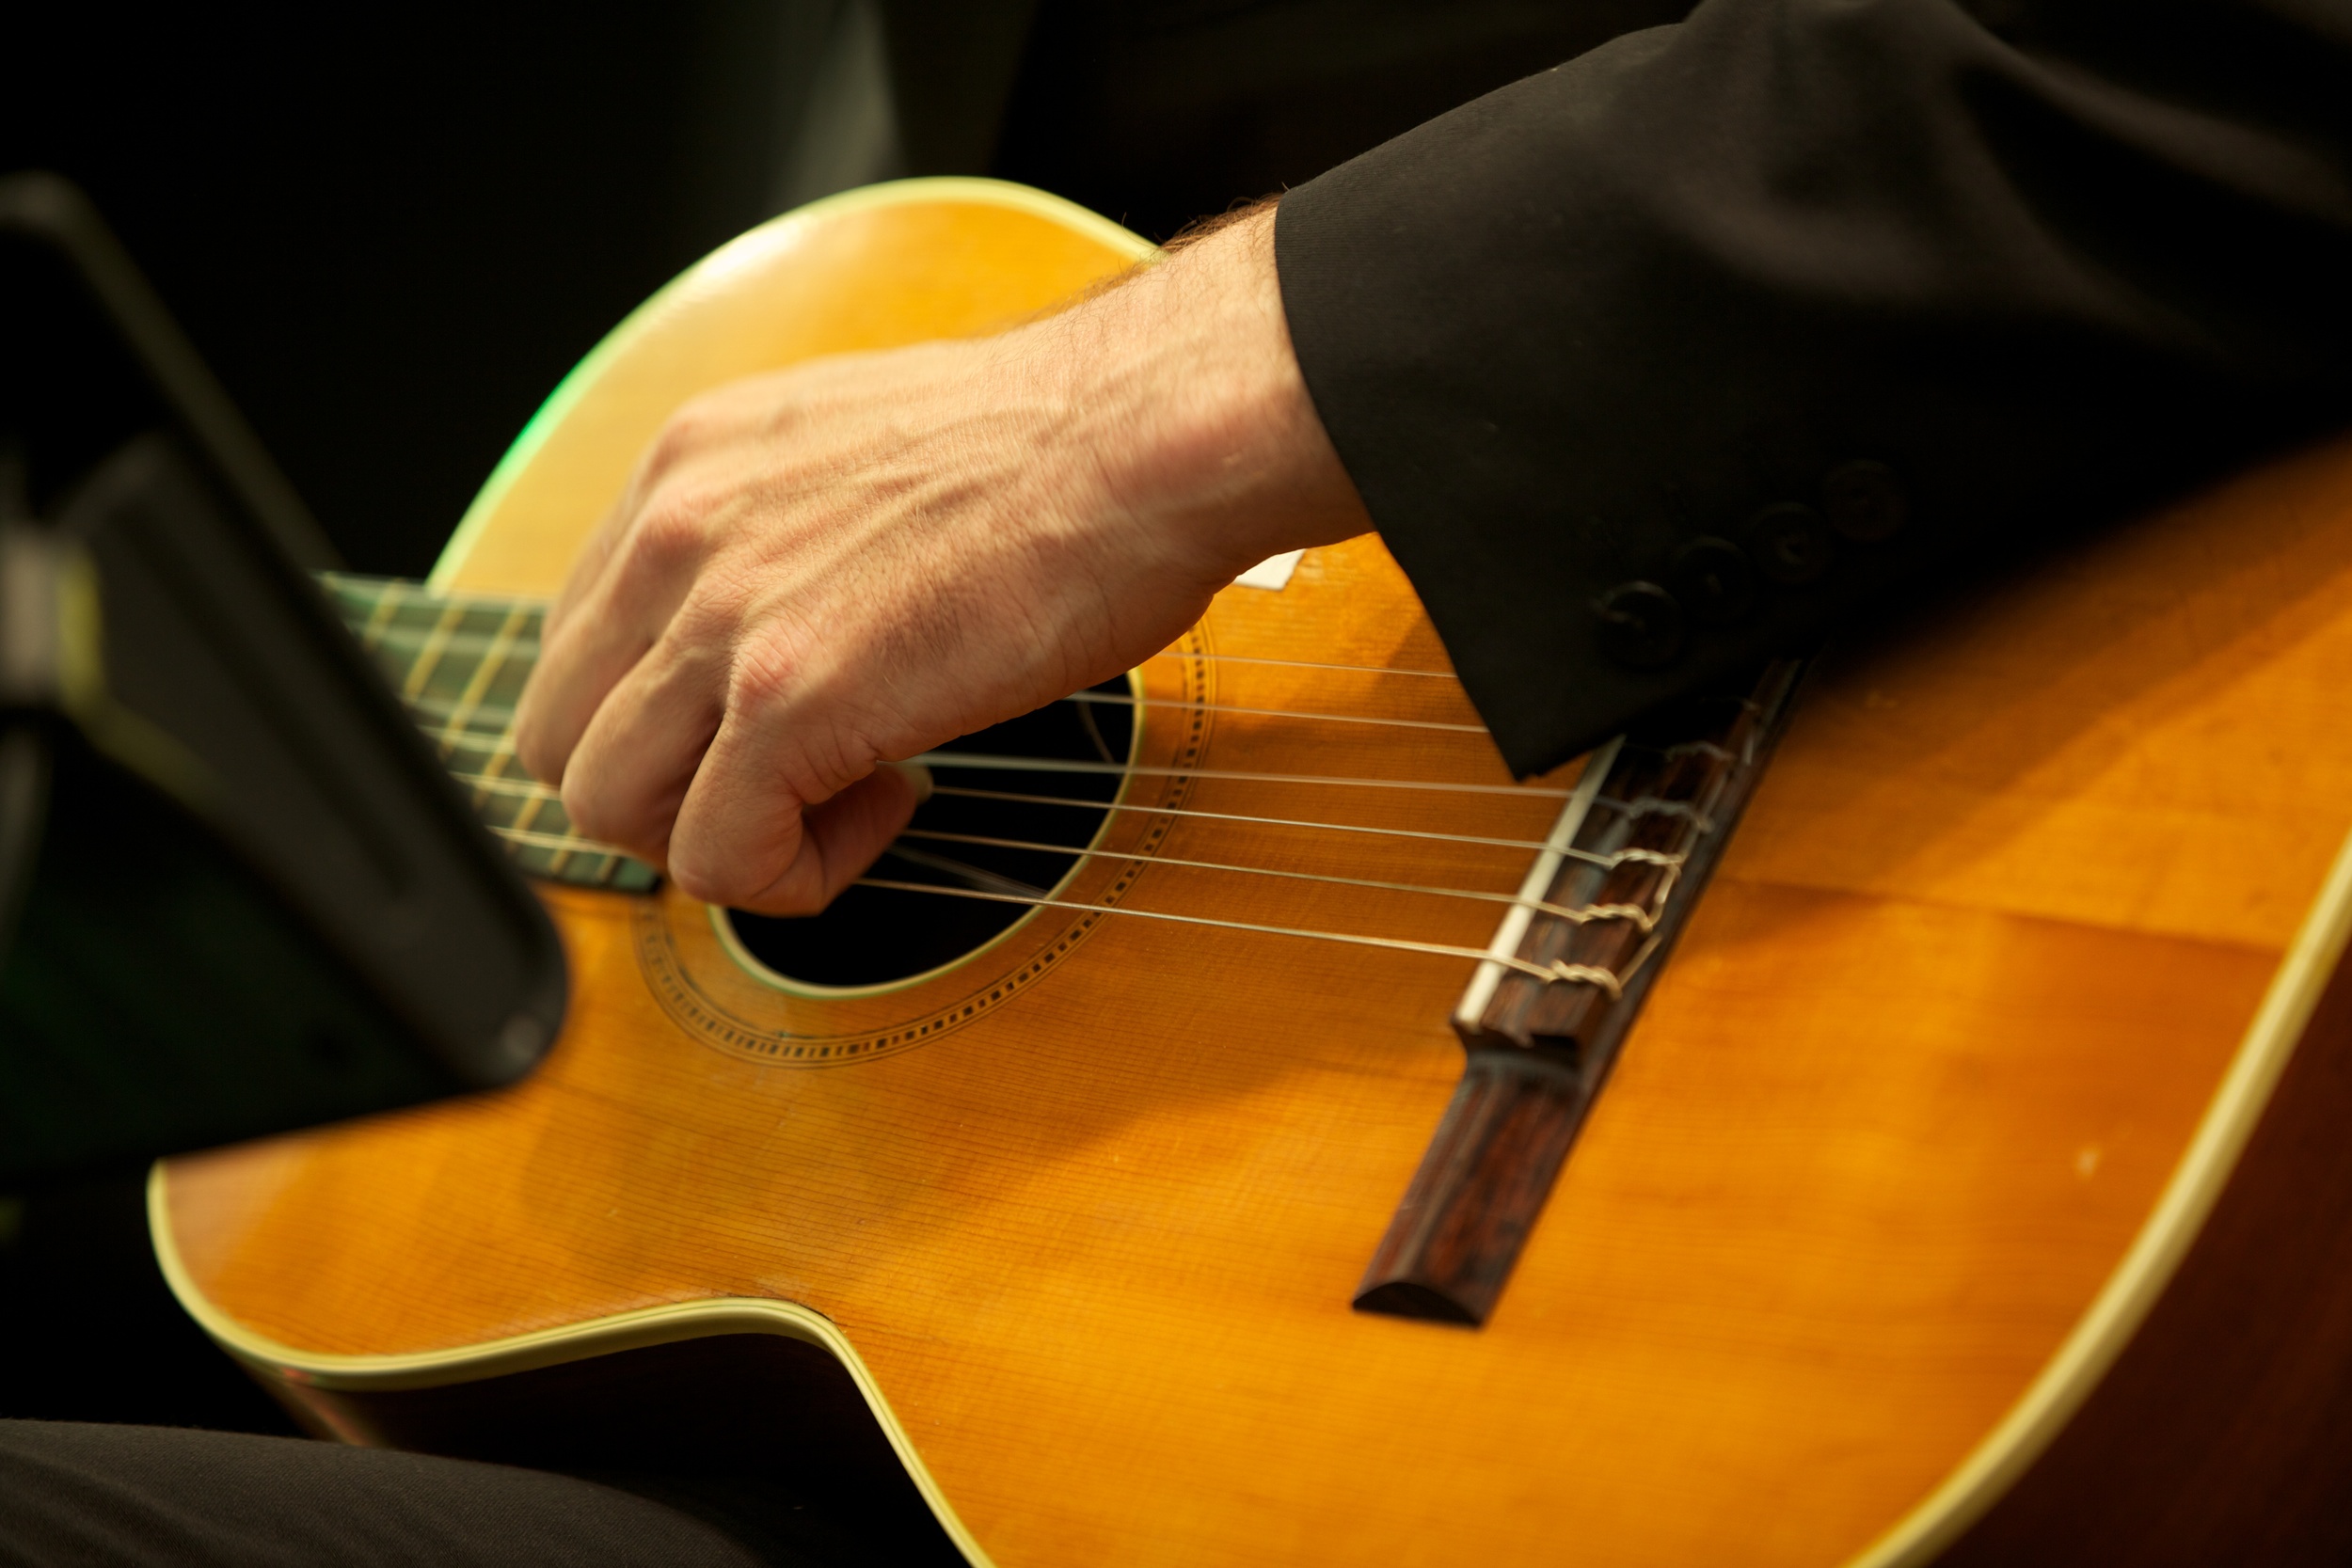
[848,878,1629,995]
[489,822,633,884]
[906,753,1575,797]
[480,819,1645,992]
[371,621,1635,951]
[442,770,1684,869]
[880,841,1046,900]
[376,639,1646,987]
[397,688,1489,736]
[480,766,1683,926]
[895,827,1661,927]
[924,785,1683,865]
[1064,689,1484,733]
[342,580,1642,983]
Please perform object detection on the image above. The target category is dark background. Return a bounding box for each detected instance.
[3,2,798,581]
[3,0,1685,578]
[0,0,1682,1461]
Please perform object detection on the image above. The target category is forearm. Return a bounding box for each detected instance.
[1037,206,1369,577]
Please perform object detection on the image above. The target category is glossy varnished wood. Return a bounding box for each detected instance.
[158,182,2352,1567]
[1940,937,2352,1564]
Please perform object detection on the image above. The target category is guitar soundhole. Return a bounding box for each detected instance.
[721,677,1136,990]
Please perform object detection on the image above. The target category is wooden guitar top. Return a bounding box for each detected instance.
[156,180,2352,1567]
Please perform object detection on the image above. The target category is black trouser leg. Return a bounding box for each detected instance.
[0,1421,771,1568]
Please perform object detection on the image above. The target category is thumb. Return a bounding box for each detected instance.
[726,764,926,916]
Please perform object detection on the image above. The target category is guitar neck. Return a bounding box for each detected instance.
[319,573,659,893]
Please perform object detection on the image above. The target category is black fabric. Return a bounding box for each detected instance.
[0,1420,770,1568]
[1277,0,2352,776]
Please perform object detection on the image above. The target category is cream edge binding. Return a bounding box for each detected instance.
[143,1181,996,1567]
[146,175,1156,1568]
[1842,810,2352,1567]
[144,170,2352,1562]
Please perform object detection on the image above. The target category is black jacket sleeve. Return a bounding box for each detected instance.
[1275,0,2352,776]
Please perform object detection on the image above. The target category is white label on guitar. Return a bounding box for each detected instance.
[1233,549,1304,591]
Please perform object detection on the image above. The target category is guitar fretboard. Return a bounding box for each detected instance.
[321,573,659,893]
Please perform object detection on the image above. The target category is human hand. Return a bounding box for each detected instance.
[512,209,1370,914]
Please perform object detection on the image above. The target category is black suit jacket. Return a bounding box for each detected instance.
[1275,0,2352,776]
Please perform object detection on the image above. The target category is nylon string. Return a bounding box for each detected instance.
[336,574,1655,991]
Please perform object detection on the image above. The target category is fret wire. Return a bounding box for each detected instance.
[354,581,406,658]
[850,877,1585,985]
[896,828,1658,927]
[323,575,552,611]
[468,749,579,874]
[490,822,633,855]
[446,772,562,802]
[477,728,564,866]
[398,600,470,701]
[359,625,548,659]
[516,762,567,872]
[434,605,533,748]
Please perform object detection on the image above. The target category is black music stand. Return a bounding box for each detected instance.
[0,173,565,1185]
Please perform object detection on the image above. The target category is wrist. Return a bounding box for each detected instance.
[1048,208,1370,582]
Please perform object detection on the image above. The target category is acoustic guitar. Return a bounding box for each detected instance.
[151,180,2352,1566]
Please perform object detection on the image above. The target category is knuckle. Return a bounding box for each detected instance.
[512,716,562,785]
[669,847,791,913]
[724,631,803,714]
[668,574,751,650]
[643,401,717,478]
[559,769,659,858]
[622,498,712,578]
[665,859,736,908]
[557,772,613,843]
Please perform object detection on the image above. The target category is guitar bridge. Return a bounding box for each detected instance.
[1354,658,1807,1326]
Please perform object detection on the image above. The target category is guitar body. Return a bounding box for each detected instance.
[154,181,2352,1566]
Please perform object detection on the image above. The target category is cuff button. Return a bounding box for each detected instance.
[1743,501,1836,585]
[1824,459,1907,542]
[1595,581,1686,670]
[1671,535,1758,626]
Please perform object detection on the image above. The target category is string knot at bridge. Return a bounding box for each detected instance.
[1540,960,1625,999]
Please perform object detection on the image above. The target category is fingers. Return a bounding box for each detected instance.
[668,753,922,915]
[556,637,725,859]
[515,486,723,786]
[539,384,757,641]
